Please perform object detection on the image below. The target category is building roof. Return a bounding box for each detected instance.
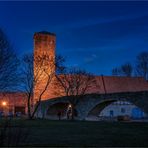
[35,31,56,36]
[92,76,148,94]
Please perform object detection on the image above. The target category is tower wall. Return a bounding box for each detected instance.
[33,31,56,102]
[34,32,56,60]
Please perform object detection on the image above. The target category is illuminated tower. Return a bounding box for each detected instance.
[33,31,56,102]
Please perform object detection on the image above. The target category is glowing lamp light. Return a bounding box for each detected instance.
[2,101,7,106]
[68,104,72,108]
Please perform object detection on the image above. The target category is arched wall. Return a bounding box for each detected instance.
[47,102,69,116]
[75,92,148,120]
[36,91,148,120]
[87,100,116,117]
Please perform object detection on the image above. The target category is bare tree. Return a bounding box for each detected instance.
[112,63,133,77]
[136,51,148,80]
[112,68,121,76]
[120,63,133,77]
[21,54,63,119]
[0,28,19,91]
[21,53,56,119]
[54,67,97,120]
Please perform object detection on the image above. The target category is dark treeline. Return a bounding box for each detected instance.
[0,29,19,91]
[112,52,148,80]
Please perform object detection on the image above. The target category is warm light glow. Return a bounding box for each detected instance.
[2,101,7,106]
[68,104,72,108]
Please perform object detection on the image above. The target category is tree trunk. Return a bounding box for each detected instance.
[71,104,75,120]
[27,97,31,119]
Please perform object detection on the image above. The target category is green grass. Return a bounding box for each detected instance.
[1,118,148,147]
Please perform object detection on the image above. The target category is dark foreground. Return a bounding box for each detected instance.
[0,118,148,147]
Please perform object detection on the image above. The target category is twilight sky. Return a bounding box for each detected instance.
[0,1,148,75]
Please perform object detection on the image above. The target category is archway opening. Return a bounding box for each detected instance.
[86,100,147,121]
[86,100,115,121]
[46,102,69,120]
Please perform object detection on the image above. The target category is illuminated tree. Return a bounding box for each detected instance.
[54,67,97,120]
[21,54,62,119]
[21,54,53,119]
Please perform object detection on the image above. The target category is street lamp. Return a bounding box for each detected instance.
[68,104,72,108]
[2,101,7,106]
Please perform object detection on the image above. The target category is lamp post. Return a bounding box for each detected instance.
[1,101,7,116]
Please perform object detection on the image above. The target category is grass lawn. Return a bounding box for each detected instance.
[1,118,148,147]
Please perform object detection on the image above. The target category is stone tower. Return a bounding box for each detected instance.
[33,31,56,102]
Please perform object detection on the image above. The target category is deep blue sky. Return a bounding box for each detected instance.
[0,1,148,75]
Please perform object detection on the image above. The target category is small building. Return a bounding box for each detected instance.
[100,101,147,119]
[0,92,27,116]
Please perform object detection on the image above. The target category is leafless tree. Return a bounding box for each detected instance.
[120,63,133,77]
[112,68,121,76]
[21,54,34,119]
[54,67,97,120]
[112,63,133,77]
[136,51,148,80]
[21,53,62,119]
[0,28,19,91]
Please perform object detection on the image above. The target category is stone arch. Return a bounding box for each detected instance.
[77,92,148,120]
[87,99,116,117]
[46,102,69,119]
[84,96,148,120]
[37,91,148,120]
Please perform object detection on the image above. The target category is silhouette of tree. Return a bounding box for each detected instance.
[112,68,120,76]
[136,51,148,80]
[112,63,133,77]
[0,28,19,91]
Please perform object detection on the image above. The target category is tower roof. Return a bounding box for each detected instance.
[34,31,56,36]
